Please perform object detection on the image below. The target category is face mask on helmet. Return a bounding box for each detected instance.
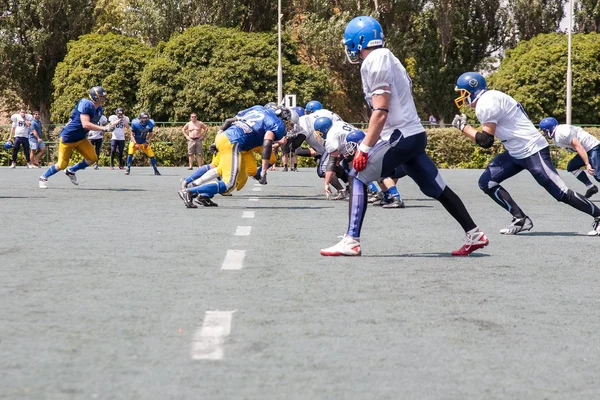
[139,112,149,125]
[89,86,108,104]
[314,116,333,140]
[345,130,366,155]
[305,100,323,114]
[454,72,487,109]
[343,16,384,64]
[539,117,558,139]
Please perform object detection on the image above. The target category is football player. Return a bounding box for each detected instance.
[126,112,161,176]
[8,108,34,168]
[108,108,130,170]
[178,105,292,208]
[539,117,600,199]
[38,87,115,188]
[321,17,488,256]
[453,72,600,236]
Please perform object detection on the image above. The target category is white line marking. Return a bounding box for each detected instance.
[235,226,252,236]
[242,211,255,219]
[252,187,262,192]
[248,197,259,202]
[221,250,246,270]
[191,311,235,360]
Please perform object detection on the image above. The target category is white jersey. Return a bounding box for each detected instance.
[88,115,108,140]
[109,115,130,140]
[360,48,424,140]
[296,111,342,156]
[553,125,600,153]
[11,113,33,138]
[475,90,548,159]
[325,121,363,155]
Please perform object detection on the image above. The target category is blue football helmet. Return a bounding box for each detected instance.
[454,72,488,108]
[345,129,366,155]
[139,112,150,125]
[539,117,559,139]
[89,86,108,104]
[293,106,305,117]
[314,116,333,139]
[343,16,384,64]
[4,140,14,150]
[264,102,277,110]
[305,100,323,114]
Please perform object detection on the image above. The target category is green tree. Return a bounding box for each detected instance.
[411,0,507,124]
[51,33,152,123]
[507,0,566,42]
[0,0,96,123]
[137,25,331,122]
[488,32,600,124]
[575,0,600,33]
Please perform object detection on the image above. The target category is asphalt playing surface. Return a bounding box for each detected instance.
[1,166,599,399]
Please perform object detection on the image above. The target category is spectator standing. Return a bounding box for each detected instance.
[29,111,45,167]
[88,114,108,169]
[9,108,33,168]
[182,113,209,170]
[108,108,129,170]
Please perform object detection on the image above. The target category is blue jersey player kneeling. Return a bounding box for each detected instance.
[125,112,161,176]
[39,86,116,189]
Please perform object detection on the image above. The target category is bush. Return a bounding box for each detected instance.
[2,125,599,169]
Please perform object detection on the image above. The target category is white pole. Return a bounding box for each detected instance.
[566,0,573,124]
[277,0,283,105]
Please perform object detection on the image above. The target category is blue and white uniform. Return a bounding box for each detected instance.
[554,124,600,182]
[60,99,104,143]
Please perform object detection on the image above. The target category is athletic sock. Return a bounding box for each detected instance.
[69,159,89,172]
[483,185,526,219]
[347,177,368,238]
[572,169,593,187]
[43,165,58,179]
[437,186,477,232]
[387,186,401,199]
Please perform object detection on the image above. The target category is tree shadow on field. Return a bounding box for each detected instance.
[363,252,490,258]
[79,188,146,192]
[518,231,583,237]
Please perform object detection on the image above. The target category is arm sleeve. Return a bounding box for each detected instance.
[326,154,338,172]
[365,52,393,93]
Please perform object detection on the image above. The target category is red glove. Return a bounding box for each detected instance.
[353,150,369,172]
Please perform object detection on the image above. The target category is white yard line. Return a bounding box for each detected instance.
[252,187,262,192]
[242,211,255,219]
[235,226,252,236]
[191,311,235,360]
[221,250,246,270]
[248,197,259,202]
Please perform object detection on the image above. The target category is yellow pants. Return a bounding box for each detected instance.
[57,138,97,170]
[215,132,244,194]
[127,142,155,157]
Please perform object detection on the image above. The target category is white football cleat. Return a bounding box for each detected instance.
[38,177,48,189]
[320,234,361,256]
[65,168,79,185]
[499,216,533,235]
[588,217,600,236]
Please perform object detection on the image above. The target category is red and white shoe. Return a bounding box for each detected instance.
[320,235,361,256]
[451,228,489,256]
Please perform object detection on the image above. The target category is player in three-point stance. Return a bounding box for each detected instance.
[320,16,488,257]
[38,86,115,189]
[125,112,161,176]
[539,117,600,199]
[452,72,600,236]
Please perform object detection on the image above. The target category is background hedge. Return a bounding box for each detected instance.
[2,125,600,170]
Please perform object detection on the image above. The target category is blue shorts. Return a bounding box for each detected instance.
[29,138,45,150]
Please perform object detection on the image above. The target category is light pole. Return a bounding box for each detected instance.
[277,0,283,105]
[566,0,573,124]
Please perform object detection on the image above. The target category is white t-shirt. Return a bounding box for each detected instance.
[109,115,130,141]
[475,90,548,159]
[360,48,423,140]
[11,113,33,138]
[325,121,363,155]
[553,125,600,153]
[88,115,108,140]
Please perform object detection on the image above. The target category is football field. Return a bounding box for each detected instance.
[1,167,599,399]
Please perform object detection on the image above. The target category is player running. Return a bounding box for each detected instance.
[539,117,600,199]
[452,72,600,236]
[125,112,161,176]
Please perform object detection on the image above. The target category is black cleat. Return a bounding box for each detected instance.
[585,185,598,199]
[178,190,197,208]
[195,196,219,207]
[154,170,161,176]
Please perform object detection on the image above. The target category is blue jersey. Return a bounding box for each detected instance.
[60,99,104,143]
[226,107,285,151]
[130,119,155,144]
[29,119,43,140]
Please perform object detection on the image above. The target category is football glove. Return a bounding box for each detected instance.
[353,149,369,172]
[452,114,468,132]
